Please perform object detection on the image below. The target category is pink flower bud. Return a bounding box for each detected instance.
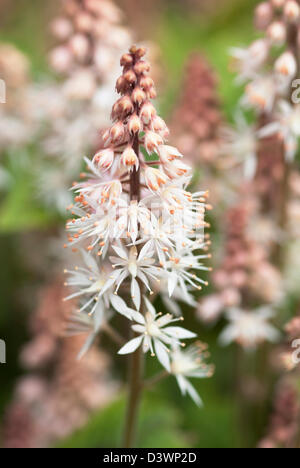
[75,12,94,32]
[51,17,73,40]
[145,168,168,191]
[49,46,73,73]
[140,76,155,91]
[221,288,241,307]
[120,53,133,67]
[93,148,114,170]
[163,159,191,179]
[69,34,90,60]
[134,60,150,75]
[123,70,137,85]
[284,1,300,21]
[275,51,297,78]
[110,122,125,143]
[255,2,273,30]
[152,116,169,137]
[112,96,134,119]
[132,86,146,105]
[267,21,286,45]
[128,114,142,134]
[158,145,183,163]
[140,102,156,124]
[63,69,96,99]
[120,146,139,170]
[116,76,128,94]
[144,131,164,153]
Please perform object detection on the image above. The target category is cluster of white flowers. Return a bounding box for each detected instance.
[205,1,300,350]
[64,45,213,404]
[219,307,280,350]
[225,0,300,174]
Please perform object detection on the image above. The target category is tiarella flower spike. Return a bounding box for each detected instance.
[64,46,213,406]
[224,0,300,173]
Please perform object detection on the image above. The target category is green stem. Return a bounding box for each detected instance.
[122,335,144,448]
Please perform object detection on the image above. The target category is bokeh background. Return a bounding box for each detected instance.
[0,0,299,448]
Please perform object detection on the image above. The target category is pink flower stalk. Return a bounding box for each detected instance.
[64,46,213,445]
[198,189,282,334]
[225,0,300,182]
[259,380,300,448]
[50,0,132,97]
[170,53,223,168]
[216,0,300,349]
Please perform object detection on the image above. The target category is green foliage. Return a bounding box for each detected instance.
[155,0,256,120]
[0,152,59,232]
[57,393,190,448]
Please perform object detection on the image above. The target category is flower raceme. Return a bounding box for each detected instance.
[64,46,213,404]
[223,0,300,169]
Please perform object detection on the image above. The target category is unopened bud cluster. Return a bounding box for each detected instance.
[50,0,132,99]
[229,0,300,162]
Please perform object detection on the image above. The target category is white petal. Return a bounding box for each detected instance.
[144,296,156,317]
[154,339,170,372]
[131,310,146,324]
[93,300,105,331]
[138,242,152,260]
[118,336,143,355]
[77,333,96,360]
[162,296,182,316]
[112,245,128,260]
[131,277,141,310]
[168,272,178,297]
[109,294,132,319]
[132,324,145,333]
[185,379,203,407]
[164,327,197,339]
[81,249,99,274]
[219,326,236,346]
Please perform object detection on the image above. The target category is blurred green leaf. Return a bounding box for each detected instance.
[57,393,190,449]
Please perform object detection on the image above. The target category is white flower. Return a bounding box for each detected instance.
[101,244,160,309]
[242,75,276,113]
[66,200,120,256]
[170,343,214,406]
[135,215,174,266]
[74,158,122,202]
[144,131,164,153]
[120,146,139,171]
[144,167,168,192]
[118,297,196,371]
[230,39,269,82]
[64,249,132,319]
[158,145,183,163]
[260,101,300,161]
[93,148,115,171]
[164,246,209,301]
[219,306,280,350]
[162,158,191,180]
[221,113,259,179]
[117,200,152,243]
[274,51,297,81]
